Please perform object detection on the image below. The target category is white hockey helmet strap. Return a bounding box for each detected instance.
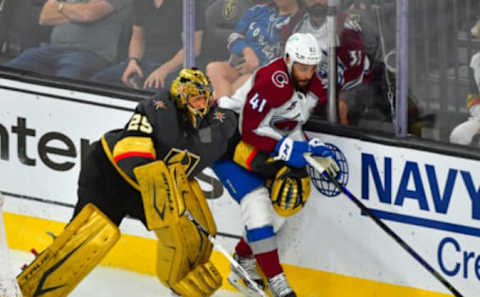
[284,32,321,75]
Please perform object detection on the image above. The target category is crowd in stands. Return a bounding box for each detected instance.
[0,0,404,131]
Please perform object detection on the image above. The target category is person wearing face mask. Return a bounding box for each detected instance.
[294,0,374,125]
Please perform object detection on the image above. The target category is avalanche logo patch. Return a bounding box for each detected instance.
[272,70,289,88]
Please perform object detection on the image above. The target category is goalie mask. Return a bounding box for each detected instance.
[170,68,212,129]
[268,166,311,217]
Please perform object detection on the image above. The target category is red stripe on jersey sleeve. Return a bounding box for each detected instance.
[114,151,155,163]
[245,148,259,171]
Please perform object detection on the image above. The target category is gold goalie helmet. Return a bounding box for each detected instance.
[269,166,311,217]
[170,68,212,129]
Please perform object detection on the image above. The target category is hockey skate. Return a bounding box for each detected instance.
[267,273,296,297]
[227,253,266,297]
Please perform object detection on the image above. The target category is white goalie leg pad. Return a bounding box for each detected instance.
[0,194,23,297]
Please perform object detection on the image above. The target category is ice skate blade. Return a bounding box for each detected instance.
[227,271,264,297]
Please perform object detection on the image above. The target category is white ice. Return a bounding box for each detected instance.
[9,250,242,297]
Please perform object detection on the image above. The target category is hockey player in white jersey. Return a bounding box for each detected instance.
[212,33,341,297]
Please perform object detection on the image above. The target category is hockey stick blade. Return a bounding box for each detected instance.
[184,211,268,297]
[304,153,464,297]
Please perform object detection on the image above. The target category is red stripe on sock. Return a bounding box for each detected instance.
[255,249,283,278]
[235,237,253,257]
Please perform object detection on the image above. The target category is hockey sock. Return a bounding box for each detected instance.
[255,249,283,278]
[235,237,253,258]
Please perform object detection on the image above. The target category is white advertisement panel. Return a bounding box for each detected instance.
[291,132,480,296]
[1,78,478,295]
[0,78,243,247]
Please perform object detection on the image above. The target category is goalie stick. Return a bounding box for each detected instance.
[304,153,464,297]
[0,194,22,297]
[184,211,268,297]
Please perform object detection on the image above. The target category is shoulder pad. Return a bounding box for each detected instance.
[252,58,294,107]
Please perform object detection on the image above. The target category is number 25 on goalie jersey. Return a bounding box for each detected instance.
[102,92,237,188]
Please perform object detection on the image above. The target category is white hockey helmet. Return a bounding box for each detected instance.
[284,32,321,75]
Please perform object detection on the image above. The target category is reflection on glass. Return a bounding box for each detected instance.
[409,0,480,146]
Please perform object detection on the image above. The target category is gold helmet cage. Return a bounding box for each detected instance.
[268,166,311,217]
[170,68,212,129]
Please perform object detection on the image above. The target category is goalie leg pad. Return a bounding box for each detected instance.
[134,160,184,230]
[154,223,221,297]
[17,203,120,297]
[153,161,221,296]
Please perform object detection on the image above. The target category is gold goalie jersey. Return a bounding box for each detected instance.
[102,90,237,188]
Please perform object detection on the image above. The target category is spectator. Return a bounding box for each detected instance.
[294,0,372,125]
[92,0,205,91]
[450,94,480,145]
[450,23,480,146]
[5,0,132,80]
[206,0,302,99]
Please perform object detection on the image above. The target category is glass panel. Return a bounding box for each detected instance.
[409,0,480,145]
[0,0,211,94]
[334,0,397,132]
[0,0,399,134]
[203,0,399,133]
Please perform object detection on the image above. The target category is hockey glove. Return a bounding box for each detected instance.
[273,137,309,168]
[308,138,341,179]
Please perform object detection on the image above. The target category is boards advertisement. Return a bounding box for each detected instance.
[0,77,477,296]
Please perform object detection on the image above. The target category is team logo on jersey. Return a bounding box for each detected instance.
[154,100,167,110]
[270,114,300,135]
[213,111,225,123]
[163,148,200,178]
[272,70,289,88]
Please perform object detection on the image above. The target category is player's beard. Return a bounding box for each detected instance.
[306,3,328,18]
[292,74,310,93]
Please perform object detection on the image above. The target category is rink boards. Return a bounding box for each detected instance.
[1,78,478,297]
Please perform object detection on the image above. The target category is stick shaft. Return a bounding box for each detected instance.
[185,212,267,297]
[304,154,463,297]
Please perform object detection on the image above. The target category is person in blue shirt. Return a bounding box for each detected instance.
[206,0,302,100]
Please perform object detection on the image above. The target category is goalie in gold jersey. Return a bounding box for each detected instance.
[17,68,237,297]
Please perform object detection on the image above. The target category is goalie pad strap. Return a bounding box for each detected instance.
[17,203,120,297]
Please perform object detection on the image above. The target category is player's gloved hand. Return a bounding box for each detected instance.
[273,137,309,168]
[308,138,340,179]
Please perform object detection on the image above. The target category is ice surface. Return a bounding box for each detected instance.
[9,250,242,297]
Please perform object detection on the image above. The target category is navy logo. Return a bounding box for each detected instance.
[308,143,349,197]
